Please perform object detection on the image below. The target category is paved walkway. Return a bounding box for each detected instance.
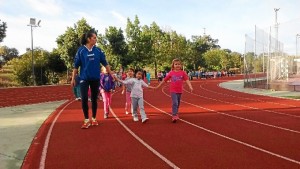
[220,79,300,98]
[0,100,66,169]
[1,80,300,169]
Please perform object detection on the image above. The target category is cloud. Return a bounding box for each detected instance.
[25,0,63,16]
[110,10,127,24]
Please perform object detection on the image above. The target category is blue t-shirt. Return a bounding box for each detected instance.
[74,45,108,81]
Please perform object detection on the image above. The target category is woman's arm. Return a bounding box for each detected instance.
[71,69,78,87]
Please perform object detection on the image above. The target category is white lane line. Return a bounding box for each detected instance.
[185,86,300,119]
[144,100,300,166]
[162,87,300,134]
[109,107,180,169]
[39,100,74,169]
[202,82,300,114]
[217,82,300,108]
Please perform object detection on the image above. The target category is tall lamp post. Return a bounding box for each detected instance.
[296,34,300,74]
[27,18,41,86]
[296,34,300,58]
[274,8,280,55]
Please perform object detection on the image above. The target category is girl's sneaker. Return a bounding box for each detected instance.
[81,119,91,129]
[133,116,139,122]
[91,118,99,126]
[172,115,179,123]
[142,118,149,123]
[104,113,108,119]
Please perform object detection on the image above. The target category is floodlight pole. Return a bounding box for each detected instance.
[296,34,300,58]
[274,8,280,54]
[27,18,40,86]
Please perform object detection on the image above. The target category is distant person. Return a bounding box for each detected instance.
[121,68,135,115]
[71,29,112,129]
[146,71,151,85]
[157,71,163,82]
[156,58,193,123]
[143,69,147,83]
[115,70,156,123]
[100,66,115,119]
[73,74,81,100]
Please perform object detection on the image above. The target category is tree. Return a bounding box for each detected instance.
[188,35,220,70]
[56,18,93,70]
[125,15,147,68]
[0,19,7,43]
[45,49,67,84]
[203,49,228,71]
[99,26,128,69]
[10,48,47,85]
[47,49,67,73]
[0,46,19,62]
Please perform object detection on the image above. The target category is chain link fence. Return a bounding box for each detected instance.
[244,24,299,91]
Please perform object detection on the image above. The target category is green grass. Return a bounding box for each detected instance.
[283,96,300,99]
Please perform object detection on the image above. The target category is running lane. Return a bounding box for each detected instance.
[22,98,170,169]
[109,86,300,168]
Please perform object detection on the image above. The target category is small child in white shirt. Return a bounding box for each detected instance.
[115,70,155,123]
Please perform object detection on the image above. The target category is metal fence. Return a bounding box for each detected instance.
[244,25,297,91]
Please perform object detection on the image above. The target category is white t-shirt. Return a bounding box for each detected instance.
[121,78,148,98]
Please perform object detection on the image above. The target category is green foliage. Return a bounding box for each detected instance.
[9,48,49,85]
[1,16,244,87]
[99,26,128,69]
[47,49,67,73]
[0,19,7,43]
[56,18,93,70]
[0,46,19,62]
[203,49,228,71]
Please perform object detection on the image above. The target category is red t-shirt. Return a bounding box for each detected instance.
[164,70,188,93]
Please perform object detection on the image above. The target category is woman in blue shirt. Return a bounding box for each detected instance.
[71,29,112,129]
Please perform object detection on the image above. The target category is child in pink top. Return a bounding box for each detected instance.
[100,67,115,119]
[156,58,193,123]
[122,68,135,115]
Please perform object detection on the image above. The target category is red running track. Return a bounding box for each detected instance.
[4,76,300,168]
[0,85,73,107]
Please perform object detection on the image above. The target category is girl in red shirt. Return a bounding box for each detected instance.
[156,58,193,122]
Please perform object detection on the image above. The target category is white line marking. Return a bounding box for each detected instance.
[200,83,300,117]
[186,86,300,119]
[218,82,300,107]
[144,100,300,165]
[162,87,300,134]
[39,100,74,169]
[109,108,180,169]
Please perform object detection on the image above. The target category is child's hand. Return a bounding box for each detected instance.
[121,90,124,94]
[190,87,193,93]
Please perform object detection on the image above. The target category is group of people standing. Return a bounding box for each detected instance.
[71,29,193,129]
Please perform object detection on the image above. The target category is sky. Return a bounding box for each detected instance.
[0,0,300,55]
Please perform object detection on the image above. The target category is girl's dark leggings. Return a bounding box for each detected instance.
[80,80,99,119]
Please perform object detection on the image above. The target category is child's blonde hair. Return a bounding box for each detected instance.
[101,66,106,72]
[171,58,182,70]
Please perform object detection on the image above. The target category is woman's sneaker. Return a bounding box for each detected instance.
[91,118,99,126]
[81,119,91,129]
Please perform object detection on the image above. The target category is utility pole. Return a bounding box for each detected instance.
[274,8,280,54]
[27,18,41,86]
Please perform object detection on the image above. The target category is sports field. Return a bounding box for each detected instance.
[2,76,300,169]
